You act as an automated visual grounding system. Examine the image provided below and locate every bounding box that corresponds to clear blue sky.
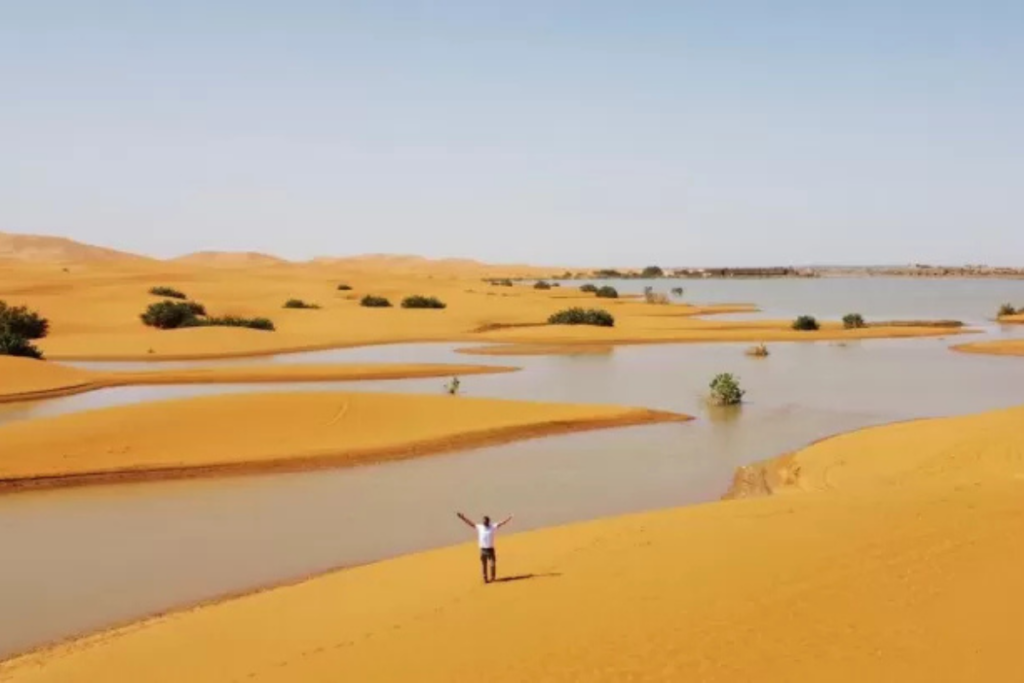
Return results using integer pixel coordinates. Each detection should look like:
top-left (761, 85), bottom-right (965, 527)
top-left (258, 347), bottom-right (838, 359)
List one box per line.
top-left (2, 1), bottom-right (1022, 266)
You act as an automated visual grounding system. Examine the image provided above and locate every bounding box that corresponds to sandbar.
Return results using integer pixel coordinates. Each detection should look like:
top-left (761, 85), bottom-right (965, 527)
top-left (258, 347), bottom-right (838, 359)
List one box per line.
top-left (0, 391), bottom-right (688, 492)
top-left (2, 403), bottom-right (1022, 680)
top-left (0, 356), bottom-right (517, 404)
top-left (950, 339), bottom-right (1024, 358)
top-left (0, 258), bottom-right (968, 361)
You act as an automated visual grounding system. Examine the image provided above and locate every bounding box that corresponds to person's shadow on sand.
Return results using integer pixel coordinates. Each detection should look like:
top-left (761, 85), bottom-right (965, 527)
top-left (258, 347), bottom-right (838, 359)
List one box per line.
top-left (492, 572), bottom-right (562, 584)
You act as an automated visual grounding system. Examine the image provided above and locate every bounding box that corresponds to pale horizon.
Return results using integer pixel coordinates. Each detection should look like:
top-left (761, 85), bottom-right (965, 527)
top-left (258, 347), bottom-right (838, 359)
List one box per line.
top-left (2, 2), bottom-right (1022, 267)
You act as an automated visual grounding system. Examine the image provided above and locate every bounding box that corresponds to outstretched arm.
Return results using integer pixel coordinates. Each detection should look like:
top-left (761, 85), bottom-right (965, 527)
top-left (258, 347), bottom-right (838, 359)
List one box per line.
top-left (496, 514), bottom-right (514, 529)
top-left (455, 512), bottom-right (476, 528)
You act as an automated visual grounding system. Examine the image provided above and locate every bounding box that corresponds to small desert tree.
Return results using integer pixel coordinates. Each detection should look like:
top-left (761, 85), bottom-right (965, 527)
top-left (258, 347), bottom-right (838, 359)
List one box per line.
top-left (0, 301), bottom-right (49, 339)
top-left (792, 315), bottom-right (819, 331)
top-left (595, 286), bottom-right (618, 299)
top-left (998, 303), bottom-right (1018, 317)
top-left (708, 372), bottom-right (745, 406)
top-left (0, 331), bottom-right (43, 359)
top-left (842, 313), bottom-right (866, 329)
top-left (641, 265), bottom-right (664, 278)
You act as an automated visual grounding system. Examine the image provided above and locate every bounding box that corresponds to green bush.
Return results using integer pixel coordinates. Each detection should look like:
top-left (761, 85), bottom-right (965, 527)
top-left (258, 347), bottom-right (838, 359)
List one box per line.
top-left (580, 283), bottom-right (598, 293)
top-left (595, 286), bottom-right (618, 299)
top-left (998, 303), bottom-right (1018, 317)
top-left (641, 265), bottom-right (664, 278)
top-left (196, 316), bottom-right (275, 331)
top-left (148, 286), bottom-right (186, 300)
top-left (547, 307), bottom-right (615, 327)
top-left (401, 295), bottom-right (447, 309)
top-left (489, 278), bottom-right (513, 287)
top-left (594, 269), bottom-right (623, 279)
top-left (141, 300), bottom-right (272, 331)
top-left (336, 284), bottom-right (353, 291)
top-left (140, 301), bottom-right (204, 329)
top-left (284, 299), bottom-right (320, 309)
top-left (0, 331), bottom-right (43, 359)
top-left (0, 301), bottom-right (49, 339)
top-left (360, 295), bottom-right (392, 308)
top-left (842, 313), bottom-right (866, 329)
top-left (709, 372), bottom-right (745, 406)
top-left (534, 281), bottom-right (552, 290)
top-left (792, 315), bottom-right (819, 331)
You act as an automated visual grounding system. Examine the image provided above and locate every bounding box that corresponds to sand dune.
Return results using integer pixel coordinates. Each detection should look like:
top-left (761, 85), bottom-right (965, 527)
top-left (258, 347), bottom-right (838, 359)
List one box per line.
top-left (172, 251), bottom-right (290, 266)
top-left (0, 231), bottom-right (149, 263)
top-left (0, 356), bottom-right (516, 403)
top-left (3, 405), bottom-right (1021, 681)
top-left (0, 392), bottom-right (687, 491)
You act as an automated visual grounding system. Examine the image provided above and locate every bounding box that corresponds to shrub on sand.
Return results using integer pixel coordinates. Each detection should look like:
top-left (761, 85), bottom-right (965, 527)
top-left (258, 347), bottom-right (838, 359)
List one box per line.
top-left (141, 300), bottom-right (272, 331)
top-left (336, 284), bottom-right (353, 291)
top-left (595, 286), bottom-right (619, 299)
top-left (547, 307), bottom-right (615, 327)
top-left (708, 372), bottom-right (745, 406)
top-left (842, 313), bottom-right (866, 329)
top-left (197, 316), bottom-right (275, 331)
top-left (148, 286), bottom-right (187, 300)
top-left (401, 295), bottom-right (447, 309)
top-left (534, 281), bottom-right (552, 290)
top-left (792, 315), bottom-right (820, 331)
top-left (0, 301), bottom-right (49, 340)
top-left (998, 303), bottom-right (1018, 317)
top-left (360, 295), bottom-right (392, 308)
top-left (284, 299), bottom-right (320, 309)
top-left (0, 331), bottom-right (43, 359)
top-left (580, 283), bottom-right (598, 293)
top-left (140, 301), bottom-right (205, 329)
top-left (745, 343), bottom-right (769, 358)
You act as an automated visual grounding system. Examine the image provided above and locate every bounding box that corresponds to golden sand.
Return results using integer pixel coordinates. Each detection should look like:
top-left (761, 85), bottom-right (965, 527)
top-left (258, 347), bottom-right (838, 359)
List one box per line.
top-left (950, 339), bottom-right (1024, 357)
top-left (3, 405), bottom-right (1022, 681)
top-left (0, 356), bottom-right (516, 403)
top-left (0, 391), bottom-right (687, 491)
top-left (0, 246), bottom-right (965, 361)
top-left (455, 343), bottom-right (615, 356)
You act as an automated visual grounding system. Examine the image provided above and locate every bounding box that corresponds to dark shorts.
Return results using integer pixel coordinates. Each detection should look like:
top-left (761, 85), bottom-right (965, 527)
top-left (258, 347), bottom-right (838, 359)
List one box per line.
top-left (480, 547), bottom-right (496, 561)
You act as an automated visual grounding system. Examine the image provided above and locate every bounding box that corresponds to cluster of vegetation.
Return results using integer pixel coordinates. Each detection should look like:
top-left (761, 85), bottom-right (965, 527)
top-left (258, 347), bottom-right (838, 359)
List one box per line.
top-left (148, 286), bottom-right (187, 300)
top-left (792, 315), bottom-right (820, 331)
top-left (534, 281), bottom-right (553, 290)
top-left (595, 285), bottom-right (619, 299)
top-left (140, 300), bottom-right (274, 331)
top-left (336, 283), bottom-right (353, 291)
top-left (708, 372), bottom-right (745, 406)
top-left (745, 343), bottom-right (769, 358)
top-left (0, 300), bottom-right (49, 359)
top-left (547, 307), bottom-right (615, 327)
top-left (641, 265), bottom-right (664, 278)
top-left (999, 303), bottom-right (1020, 317)
top-left (401, 295), bottom-right (447, 309)
top-left (579, 283), bottom-right (599, 293)
top-left (283, 299), bottom-right (320, 309)
top-left (593, 269), bottom-right (624, 279)
top-left (360, 295), bottom-right (393, 308)
top-left (842, 313), bottom-right (866, 329)
top-left (486, 278), bottom-right (514, 287)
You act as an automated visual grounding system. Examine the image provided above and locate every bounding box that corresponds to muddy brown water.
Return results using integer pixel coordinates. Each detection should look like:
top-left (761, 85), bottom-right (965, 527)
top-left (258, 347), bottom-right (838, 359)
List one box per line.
top-left (1, 324), bottom-right (1024, 658)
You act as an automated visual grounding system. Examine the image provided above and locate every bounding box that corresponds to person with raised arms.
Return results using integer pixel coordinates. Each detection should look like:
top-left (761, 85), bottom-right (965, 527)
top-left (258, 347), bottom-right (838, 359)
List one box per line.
top-left (456, 511), bottom-right (513, 583)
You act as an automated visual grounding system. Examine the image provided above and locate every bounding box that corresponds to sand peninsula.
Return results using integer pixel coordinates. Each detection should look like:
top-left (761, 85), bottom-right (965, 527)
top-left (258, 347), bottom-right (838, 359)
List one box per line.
top-left (0, 355), bottom-right (517, 404)
top-left (952, 338), bottom-right (1024, 358)
top-left (0, 391), bottom-right (687, 493)
top-left (0, 233), bottom-right (969, 362)
top-left (2, 404), bottom-right (1021, 681)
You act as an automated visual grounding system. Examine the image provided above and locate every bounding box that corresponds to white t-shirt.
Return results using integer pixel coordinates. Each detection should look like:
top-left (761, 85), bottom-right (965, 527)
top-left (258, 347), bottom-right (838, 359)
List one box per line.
top-left (476, 523), bottom-right (496, 549)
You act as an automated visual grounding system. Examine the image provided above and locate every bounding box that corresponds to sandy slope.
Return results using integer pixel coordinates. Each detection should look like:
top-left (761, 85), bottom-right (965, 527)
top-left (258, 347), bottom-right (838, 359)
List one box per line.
top-left (0, 257), bottom-right (966, 361)
top-left (0, 356), bottom-right (515, 403)
top-left (3, 405), bottom-right (1022, 681)
top-left (950, 339), bottom-right (1024, 357)
top-left (0, 392), bottom-right (686, 491)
